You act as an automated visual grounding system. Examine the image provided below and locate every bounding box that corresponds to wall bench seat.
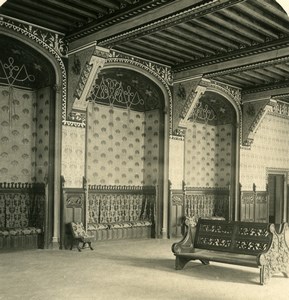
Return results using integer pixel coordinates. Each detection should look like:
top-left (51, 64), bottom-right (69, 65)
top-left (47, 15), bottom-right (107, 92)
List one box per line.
top-left (172, 218), bottom-right (289, 285)
top-left (0, 182), bottom-right (45, 251)
top-left (88, 220), bottom-right (153, 241)
top-left (62, 184), bottom-right (156, 246)
top-left (0, 227), bottom-right (41, 250)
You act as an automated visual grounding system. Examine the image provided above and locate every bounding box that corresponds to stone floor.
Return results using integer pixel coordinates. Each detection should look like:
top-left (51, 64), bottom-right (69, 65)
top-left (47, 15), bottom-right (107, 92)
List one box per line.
top-left (0, 238), bottom-right (288, 300)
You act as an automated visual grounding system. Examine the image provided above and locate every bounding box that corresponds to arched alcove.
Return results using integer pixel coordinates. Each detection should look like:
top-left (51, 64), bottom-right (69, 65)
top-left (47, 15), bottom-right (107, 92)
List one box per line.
top-left (86, 67), bottom-right (165, 186)
top-left (0, 34), bottom-right (57, 248)
top-left (183, 90), bottom-right (238, 220)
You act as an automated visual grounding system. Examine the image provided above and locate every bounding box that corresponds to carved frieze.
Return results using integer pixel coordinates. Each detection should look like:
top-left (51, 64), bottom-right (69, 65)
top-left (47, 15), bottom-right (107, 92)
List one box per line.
top-left (66, 194), bottom-right (84, 208)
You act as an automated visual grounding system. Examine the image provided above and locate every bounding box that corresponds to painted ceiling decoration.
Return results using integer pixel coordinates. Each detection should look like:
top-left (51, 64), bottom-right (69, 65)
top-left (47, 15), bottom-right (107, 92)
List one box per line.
top-left (87, 68), bottom-right (164, 111)
top-left (190, 91), bottom-right (236, 125)
top-left (0, 36), bottom-right (55, 89)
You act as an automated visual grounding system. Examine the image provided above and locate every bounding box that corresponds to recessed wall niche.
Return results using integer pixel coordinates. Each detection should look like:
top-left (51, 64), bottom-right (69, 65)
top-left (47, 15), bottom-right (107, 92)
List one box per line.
top-left (86, 68), bottom-right (165, 187)
top-left (0, 35), bottom-right (55, 183)
top-left (184, 91), bottom-right (236, 188)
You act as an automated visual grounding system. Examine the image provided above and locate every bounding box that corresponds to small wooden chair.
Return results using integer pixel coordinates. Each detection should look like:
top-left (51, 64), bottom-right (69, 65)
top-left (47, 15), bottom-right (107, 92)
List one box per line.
top-left (70, 222), bottom-right (94, 252)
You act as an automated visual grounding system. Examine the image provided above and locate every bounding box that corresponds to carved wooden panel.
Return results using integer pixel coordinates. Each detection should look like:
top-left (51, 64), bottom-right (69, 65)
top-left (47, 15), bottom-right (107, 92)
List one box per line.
top-left (240, 191), bottom-right (268, 223)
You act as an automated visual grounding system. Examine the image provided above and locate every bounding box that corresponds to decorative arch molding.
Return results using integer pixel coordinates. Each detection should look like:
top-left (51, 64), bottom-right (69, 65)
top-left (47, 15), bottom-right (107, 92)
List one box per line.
top-left (0, 15), bottom-right (67, 120)
top-left (177, 79), bottom-right (242, 141)
top-left (207, 80), bottom-right (243, 145)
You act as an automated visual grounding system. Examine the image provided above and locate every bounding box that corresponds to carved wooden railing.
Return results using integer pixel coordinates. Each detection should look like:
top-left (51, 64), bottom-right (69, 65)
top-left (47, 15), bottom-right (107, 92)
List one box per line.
top-left (240, 184), bottom-right (268, 223)
top-left (169, 182), bottom-right (230, 238)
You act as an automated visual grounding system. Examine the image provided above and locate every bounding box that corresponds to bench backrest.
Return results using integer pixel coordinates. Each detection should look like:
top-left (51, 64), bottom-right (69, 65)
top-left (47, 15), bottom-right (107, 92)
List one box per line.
top-left (194, 219), bottom-right (272, 255)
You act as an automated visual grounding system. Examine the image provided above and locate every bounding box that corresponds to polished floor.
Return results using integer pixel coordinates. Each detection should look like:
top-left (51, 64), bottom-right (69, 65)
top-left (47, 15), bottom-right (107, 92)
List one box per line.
top-left (0, 238), bottom-right (288, 300)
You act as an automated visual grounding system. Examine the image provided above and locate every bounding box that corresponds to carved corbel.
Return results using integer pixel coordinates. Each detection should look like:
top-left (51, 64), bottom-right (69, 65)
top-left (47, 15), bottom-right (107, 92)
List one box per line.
top-left (72, 46), bottom-right (110, 111)
top-left (179, 80), bottom-right (209, 127)
top-left (245, 99), bottom-right (276, 146)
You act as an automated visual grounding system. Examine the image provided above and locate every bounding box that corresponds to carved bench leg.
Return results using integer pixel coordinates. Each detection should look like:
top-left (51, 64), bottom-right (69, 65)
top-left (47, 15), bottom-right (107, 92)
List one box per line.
top-left (260, 266), bottom-right (271, 285)
top-left (175, 256), bottom-right (192, 270)
top-left (200, 260), bottom-right (210, 265)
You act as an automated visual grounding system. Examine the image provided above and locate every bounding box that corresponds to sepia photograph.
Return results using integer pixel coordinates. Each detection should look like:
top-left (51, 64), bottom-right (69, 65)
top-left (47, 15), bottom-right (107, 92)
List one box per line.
top-left (0, 0), bottom-right (289, 299)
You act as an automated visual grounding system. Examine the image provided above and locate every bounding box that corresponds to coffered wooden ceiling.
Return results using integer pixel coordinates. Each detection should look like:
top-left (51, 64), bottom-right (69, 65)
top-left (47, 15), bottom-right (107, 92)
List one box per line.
top-left (1, 0), bottom-right (289, 97)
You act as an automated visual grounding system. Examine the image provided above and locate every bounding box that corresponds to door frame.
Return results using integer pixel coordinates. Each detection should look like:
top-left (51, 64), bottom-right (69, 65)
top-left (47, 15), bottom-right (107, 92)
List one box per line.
top-left (266, 168), bottom-right (288, 223)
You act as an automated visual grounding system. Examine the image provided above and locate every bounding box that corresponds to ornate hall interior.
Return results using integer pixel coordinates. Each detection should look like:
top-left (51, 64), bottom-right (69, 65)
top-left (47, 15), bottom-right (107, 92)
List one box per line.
top-left (1, 0), bottom-right (289, 298)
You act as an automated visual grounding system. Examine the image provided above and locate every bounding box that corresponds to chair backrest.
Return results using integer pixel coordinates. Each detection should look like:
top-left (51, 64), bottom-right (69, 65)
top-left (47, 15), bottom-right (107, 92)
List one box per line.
top-left (70, 222), bottom-right (86, 238)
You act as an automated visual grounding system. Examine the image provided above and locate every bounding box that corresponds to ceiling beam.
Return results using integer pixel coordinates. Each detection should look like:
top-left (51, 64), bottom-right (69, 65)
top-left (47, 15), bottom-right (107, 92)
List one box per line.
top-left (190, 18), bottom-right (250, 47)
top-left (275, 63), bottom-right (289, 73)
top-left (66, 0), bottom-right (108, 14)
top-left (220, 6), bottom-right (279, 39)
top-left (117, 40), bottom-right (182, 63)
top-left (91, 0), bottom-right (120, 10)
top-left (13, 0), bottom-right (88, 22)
top-left (162, 28), bottom-right (216, 55)
top-left (167, 26), bottom-right (225, 52)
top-left (131, 38), bottom-right (194, 61)
top-left (228, 74), bottom-right (256, 86)
top-left (213, 76), bottom-right (243, 88)
top-left (234, 71), bottom-right (266, 85)
top-left (253, 68), bottom-right (284, 82)
top-left (142, 35), bottom-right (204, 58)
top-left (3, 2), bottom-right (73, 26)
top-left (265, 66), bottom-right (289, 79)
top-left (237, 2), bottom-right (289, 33)
top-left (205, 12), bottom-right (265, 44)
top-left (180, 21), bottom-right (240, 49)
top-left (114, 44), bottom-right (172, 65)
top-left (242, 70), bottom-right (269, 84)
top-left (254, 0), bottom-right (289, 23)
top-left (43, 0), bottom-right (101, 19)
top-left (0, 7), bottom-right (68, 32)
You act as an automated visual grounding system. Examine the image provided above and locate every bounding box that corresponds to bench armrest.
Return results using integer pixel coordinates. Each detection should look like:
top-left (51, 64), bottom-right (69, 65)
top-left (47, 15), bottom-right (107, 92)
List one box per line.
top-left (258, 223), bottom-right (289, 284)
top-left (172, 217), bottom-right (197, 254)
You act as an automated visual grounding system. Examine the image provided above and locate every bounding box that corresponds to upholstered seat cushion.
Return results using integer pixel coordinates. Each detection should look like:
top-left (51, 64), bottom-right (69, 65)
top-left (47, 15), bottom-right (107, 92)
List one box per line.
top-left (88, 223), bottom-right (109, 230)
top-left (0, 227), bottom-right (41, 236)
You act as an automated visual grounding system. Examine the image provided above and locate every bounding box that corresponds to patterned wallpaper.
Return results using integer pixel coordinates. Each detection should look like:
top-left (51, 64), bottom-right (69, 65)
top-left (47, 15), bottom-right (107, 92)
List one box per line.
top-left (0, 86), bottom-right (35, 183)
top-left (240, 113), bottom-right (289, 190)
top-left (184, 122), bottom-right (232, 188)
top-left (0, 86), bottom-right (51, 184)
top-left (35, 87), bottom-right (50, 183)
top-left (143, 109), bottom-right (160, 186)
top-left (169, 138), bottom-right (184, 189)
top-left (86, 103), bottom-right (160, 186)
top-left (62, 125), bottom-right (86, 187)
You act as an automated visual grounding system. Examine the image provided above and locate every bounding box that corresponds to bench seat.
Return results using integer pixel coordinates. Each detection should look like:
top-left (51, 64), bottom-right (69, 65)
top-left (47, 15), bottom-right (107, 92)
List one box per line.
top-left (172, 218), bottom-right (289, 285)
top-left (0, 227), bottom-right (41, 250)
top-left (176, 249), bottom-right (259, 268)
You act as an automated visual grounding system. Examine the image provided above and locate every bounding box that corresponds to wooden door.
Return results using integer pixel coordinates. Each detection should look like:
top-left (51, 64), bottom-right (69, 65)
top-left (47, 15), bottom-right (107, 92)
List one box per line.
top-left (268, 174), bottom-right (284, 224)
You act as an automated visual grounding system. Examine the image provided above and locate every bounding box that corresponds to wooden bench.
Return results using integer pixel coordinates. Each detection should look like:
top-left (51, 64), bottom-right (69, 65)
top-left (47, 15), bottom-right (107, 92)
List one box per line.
top-left (172, 218), bottom-right (289, 285)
